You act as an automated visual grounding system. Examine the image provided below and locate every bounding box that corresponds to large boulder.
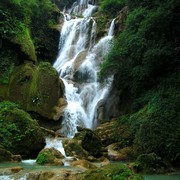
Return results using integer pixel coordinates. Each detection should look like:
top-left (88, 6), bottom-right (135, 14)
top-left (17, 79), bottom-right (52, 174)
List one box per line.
top-left (63, 127), bottom-right (103, 160)
top-left (6, 62), bottom-right (66, 120)
top-left (36, 148), bottom-right (64, 165)
top-left (95, 120), bottom-right (136, 161)
top-left (75, 127), bottom-right (103, 157)
top-left (0, 101), bottom-right (45, 158)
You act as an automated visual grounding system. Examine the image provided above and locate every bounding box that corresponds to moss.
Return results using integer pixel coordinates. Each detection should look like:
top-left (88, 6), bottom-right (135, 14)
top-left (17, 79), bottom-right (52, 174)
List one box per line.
top-left (0, 101), bottom-right (45, 158)
top-left (12, 23), bottom-right (37, 61)
top-left (0, 0), bottom-right (60, 65)
top-left (74, 127), bottom-right (103, 158)
top-left (63, 139), bottom-right (89, 158)
top-left (94, 11), bottom-right (109, 40)
top-left (95, 119), bottom-right (134, 148)
top-left (74, 164), bottom-right (143, 180)
top-left (36, 148), bottom-right (64, 165)
top-left (7, 62), bottom-right (64, 119)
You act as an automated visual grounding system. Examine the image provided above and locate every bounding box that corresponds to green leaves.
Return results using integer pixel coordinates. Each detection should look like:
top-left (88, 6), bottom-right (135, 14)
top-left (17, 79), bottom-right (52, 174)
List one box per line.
top-left (100, 0), bottom-right (126, 16)
top-left (100, 0), bottom-right (180, 163)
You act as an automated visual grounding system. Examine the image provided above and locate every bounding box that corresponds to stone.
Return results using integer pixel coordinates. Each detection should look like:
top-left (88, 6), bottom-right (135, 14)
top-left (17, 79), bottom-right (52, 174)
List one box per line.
top-left (10, 166), bottom-right (24, 173)
top-left (71, 160), bottom-right (97, 169)
top-left (7, 62), bottom-right (66, 120)
top-left (36, 147), bottom-right (64, 165)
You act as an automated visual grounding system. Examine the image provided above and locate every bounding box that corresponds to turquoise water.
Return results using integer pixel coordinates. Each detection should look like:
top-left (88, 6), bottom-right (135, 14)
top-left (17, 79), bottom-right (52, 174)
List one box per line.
top-left (143, 173), bottom-right (180, 180)
top-left (1, 161), bottom-right (180, 180)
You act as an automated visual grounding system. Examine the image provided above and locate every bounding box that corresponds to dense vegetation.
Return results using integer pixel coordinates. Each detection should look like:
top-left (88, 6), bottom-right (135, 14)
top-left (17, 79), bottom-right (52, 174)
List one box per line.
top-left (0, 101), bottom-right (45, 158)
top-left (0, 0), bottom-right (60, 83)
top-left (0, 0), bottom-right (179, 173)
top-left (100, 0), bottom-right (180, 165)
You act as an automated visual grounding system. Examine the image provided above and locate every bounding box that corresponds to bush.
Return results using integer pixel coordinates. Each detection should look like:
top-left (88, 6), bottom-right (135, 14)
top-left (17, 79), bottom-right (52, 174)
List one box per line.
top-left (99, 0), bottom-right (126, 16)
top-left (130, 87), bottom-right (180, 162)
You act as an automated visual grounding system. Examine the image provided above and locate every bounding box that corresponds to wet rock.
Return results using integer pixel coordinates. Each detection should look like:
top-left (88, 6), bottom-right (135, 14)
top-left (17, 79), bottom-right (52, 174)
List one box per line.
top-left (63, 128), bottom-right (103, 160)
top-left (10, 166), bottom-right (24, 173)
top-left (75, 127), bottom-right (103, 157)
top-left (11, 155), bottom-right (22, 162)
top-left (36, 147), bottom-right (64, 165)
top-left (95, 120), bottom-right (133, 147)
top-left (63, 139), bottom-right (89, 159)
top-left (108, 143), bottom-right (135, 161)
top-left (71, 160), bottom-right (97, 169)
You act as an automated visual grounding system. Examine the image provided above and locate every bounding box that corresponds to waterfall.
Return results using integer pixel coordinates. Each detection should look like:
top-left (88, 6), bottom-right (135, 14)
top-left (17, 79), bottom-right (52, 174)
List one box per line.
top-left (45, 137), bottom-right (66, 157)
top-left (53, 1), bottom-right (115, 137)
top-left (108, 18), bottom-right (116, 36)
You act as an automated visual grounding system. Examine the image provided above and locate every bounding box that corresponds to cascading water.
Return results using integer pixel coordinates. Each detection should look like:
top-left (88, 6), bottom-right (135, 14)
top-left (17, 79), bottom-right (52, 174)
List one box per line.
top-left (53, 0), bottom-right (115, 137)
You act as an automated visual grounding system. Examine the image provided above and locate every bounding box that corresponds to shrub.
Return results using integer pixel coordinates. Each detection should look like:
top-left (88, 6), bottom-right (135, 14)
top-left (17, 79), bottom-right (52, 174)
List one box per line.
top-left (100, 0), bottom-right (126, 16)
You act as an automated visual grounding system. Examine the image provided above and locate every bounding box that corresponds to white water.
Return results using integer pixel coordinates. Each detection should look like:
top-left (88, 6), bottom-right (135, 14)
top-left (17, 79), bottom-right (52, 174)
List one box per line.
top-left (108, 18), bottom-right (116, 36)
top-left (53, 0), bottom-right (115, 137)
top-left (45, 137), bottom-right (66, 157)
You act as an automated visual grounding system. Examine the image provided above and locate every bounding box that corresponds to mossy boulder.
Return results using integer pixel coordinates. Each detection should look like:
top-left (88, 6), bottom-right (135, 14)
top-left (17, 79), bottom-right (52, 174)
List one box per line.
top-left (74, 127), bottom-right (103, 158)
top-left (63, 127), bottom-right (103, 160)
top-left (36, 147), bottom-right (64, 165)
top-left (0, 101), bottom-right (45, 158)
top-left (63, 139), bottom-right (89, 159)
top-left (6, 62), bottom-right (66, 120)
top-left (73, 163), bottom-right (144, 180)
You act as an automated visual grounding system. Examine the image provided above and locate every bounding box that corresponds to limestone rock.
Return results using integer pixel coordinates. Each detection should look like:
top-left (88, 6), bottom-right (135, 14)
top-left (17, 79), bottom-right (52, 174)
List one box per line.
top-left (74, 127), bottom-right (103, 158)
top-left (7, 62), bottom-right (66, 120)
top-left (63, 127), bottom-right (103, 160)
top-left (71, 160), bottom-right (97, 169)
top-left (107, 143), bottom-right (135, 161)
top-left (95, 120), bottom-right (133, 147)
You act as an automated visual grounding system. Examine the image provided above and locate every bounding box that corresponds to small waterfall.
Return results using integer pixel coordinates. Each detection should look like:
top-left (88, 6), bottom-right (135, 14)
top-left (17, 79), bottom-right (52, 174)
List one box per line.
top-left (53, 1), bottom-right (115, 137)
top-left (108, 18), bottom-right (116, 36)
top-left (45, 137), bottom-right (66, 157)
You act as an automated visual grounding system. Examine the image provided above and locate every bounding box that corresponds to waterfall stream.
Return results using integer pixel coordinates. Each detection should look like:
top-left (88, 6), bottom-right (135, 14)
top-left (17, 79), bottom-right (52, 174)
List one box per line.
top-left (53, 0), bottom-right (115, 137)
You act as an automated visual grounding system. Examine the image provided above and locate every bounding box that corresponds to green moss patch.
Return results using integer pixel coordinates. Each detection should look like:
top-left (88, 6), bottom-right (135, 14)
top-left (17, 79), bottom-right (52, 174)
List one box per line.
top-left (0, 101), bottom-right (45, 158)
top-left (74, 164), bottom-right (143, 180)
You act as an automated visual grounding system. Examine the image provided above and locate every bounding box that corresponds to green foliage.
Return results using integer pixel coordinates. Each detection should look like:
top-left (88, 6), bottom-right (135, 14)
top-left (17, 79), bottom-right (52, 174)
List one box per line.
top-left (0, 0), bottom-right (60, 63)
top-left (54, 0), bottom-right (76, 10)
top-left (75, 164), bottom-right (143, 180)
top-left (100, 0), bottom-right (126, 16)
top-left (36, 153), bottom-right (48, 165)
top-left (100, 0), bottom-right (180, 101)
top-left (131, 88), bottom-right (180, 162)
top-left (13, 22), bottom-right (36, 61)
top-left (0, 101), bottom-right (45, 157)
top-left (134, 153), bottom-right (169, 174)
top-left (100, 0), bottom-right (180, 164)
